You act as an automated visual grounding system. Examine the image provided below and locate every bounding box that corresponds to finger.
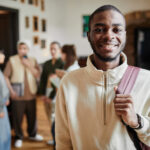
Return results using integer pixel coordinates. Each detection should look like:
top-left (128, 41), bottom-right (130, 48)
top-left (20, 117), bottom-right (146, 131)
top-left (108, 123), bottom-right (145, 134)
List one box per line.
top-left (114, 86), bottom-right (118, 92)
top-left (116, 94), bottom-right (132, 98)
top-left (115, 109), bottom-right (129, 116)
top-left (114, 98), bottom-right (133, 103)
top-left (114, 103), bottom-right (131, 109)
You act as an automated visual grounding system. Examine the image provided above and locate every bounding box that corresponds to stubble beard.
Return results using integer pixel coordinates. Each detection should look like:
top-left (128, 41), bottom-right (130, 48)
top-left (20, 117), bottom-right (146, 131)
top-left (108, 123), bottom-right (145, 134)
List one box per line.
top-left (89, 40), bottom-right (126, 62)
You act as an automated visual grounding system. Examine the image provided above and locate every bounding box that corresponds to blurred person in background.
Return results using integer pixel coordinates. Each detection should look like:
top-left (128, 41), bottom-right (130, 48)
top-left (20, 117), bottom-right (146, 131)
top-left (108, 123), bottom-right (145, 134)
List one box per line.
top-left (49, 44), bottom-right (80, 149)
top-left (0, 50), bottom-right (11, 150)
top-left (4, 41), bottom-right (43, 148)
top-left (56, 44), bottom-right (80, 78)
top-left (38, 41), bottom-right (64, 146)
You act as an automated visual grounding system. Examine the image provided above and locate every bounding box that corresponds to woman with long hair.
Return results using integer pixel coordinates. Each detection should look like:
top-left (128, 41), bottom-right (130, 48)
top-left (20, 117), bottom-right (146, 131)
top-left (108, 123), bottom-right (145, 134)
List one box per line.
top-left (56, 44), bottom-right (80, 78)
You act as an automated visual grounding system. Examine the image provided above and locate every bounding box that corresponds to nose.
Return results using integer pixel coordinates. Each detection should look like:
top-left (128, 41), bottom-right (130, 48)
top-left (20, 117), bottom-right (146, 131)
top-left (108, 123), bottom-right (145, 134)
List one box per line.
top-left (103, 29), bottom-right (115, 42)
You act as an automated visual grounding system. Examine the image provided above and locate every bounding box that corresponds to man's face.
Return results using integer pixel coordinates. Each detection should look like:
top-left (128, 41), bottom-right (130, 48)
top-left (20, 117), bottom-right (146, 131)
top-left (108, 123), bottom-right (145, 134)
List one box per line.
top-left (50, 44), bottom-right (60, 59)
top-left (18, 44), bottom-right (29, 57)
top-left (88, 10), bottom-right (126, 62)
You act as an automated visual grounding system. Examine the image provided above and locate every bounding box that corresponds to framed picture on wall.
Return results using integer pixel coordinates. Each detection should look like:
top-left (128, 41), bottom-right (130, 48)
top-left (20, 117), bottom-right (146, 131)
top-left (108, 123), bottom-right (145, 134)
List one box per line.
top-left (41, 39), bottom-right (46, 49)
top-left (41, 19), bottom-right (46, 32)
top-left (25, 16), bottom-right (29, 28)
top-left (82, 15), bottom-right (90, 37)
top-left (28, 0), bottom-right (33, 4)
top-left (34, 0), bottom-right (39, 6)
top-left (33, 36), bottom-right (39, 45)
top-left (41, 0), bottom-right (45, 11)
top-left (33, 16), bottom-right (39, 31)
top-left (20, 0), bottom-right (25, 3)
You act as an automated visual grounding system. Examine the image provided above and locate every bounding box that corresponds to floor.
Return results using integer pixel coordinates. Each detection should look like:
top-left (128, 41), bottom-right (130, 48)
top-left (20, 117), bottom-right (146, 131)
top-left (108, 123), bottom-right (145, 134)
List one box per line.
top-left (11, 98), bottom-right (54, 150)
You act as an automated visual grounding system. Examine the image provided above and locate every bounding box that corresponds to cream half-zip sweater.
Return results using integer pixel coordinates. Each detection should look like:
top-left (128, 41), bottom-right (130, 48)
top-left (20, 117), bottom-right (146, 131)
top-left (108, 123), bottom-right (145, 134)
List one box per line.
top-left (55, 53), bottom-right (150, 150)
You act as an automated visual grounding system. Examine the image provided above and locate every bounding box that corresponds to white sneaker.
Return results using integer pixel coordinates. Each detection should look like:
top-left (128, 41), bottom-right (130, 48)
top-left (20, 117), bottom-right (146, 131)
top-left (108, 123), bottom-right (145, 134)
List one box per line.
top-left (14, 139), bottom-right (22, 148)
top-left (47, 140), bottom-right (54, 145)
top-left (29, 134), bottom-right (43, 141)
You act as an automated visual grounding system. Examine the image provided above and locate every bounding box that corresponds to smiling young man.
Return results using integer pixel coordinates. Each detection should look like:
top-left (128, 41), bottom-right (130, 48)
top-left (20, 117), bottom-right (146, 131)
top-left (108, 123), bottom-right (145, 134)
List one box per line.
top-left (55, 5), bottom-right (150, 150)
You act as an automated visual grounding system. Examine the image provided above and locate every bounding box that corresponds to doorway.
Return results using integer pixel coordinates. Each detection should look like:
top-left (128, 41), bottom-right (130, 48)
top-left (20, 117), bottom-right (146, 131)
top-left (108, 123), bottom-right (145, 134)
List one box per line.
top-left (0, 6), bottom-right (19, 70)
top-left (135, 28), bottom-right (150, 70)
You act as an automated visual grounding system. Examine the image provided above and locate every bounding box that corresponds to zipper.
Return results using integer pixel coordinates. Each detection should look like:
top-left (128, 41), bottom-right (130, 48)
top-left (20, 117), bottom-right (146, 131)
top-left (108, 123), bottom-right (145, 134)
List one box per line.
top-left (104, 72), bottom-right (107, 125)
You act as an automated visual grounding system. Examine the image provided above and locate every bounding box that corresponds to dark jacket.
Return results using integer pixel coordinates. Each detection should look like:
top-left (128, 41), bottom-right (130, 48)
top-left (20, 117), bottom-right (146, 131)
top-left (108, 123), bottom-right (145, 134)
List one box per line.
top-left (38, 58), bottom-right (64, 99)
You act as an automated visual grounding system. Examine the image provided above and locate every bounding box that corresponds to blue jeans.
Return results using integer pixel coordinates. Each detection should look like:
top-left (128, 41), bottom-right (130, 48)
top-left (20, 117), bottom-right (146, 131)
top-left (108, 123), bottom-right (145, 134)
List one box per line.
top-left (0, 107), bottom-right (11, 150)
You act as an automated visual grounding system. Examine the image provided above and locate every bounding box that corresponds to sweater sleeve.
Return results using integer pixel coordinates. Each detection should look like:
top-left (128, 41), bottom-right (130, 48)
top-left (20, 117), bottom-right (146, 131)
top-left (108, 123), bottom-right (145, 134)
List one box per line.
top-left (135, 114), bottom-right (150, 146)
top-left (0, 71), bottom-right (9, 113)
top-left (55, 84), bottom-right (73, 150)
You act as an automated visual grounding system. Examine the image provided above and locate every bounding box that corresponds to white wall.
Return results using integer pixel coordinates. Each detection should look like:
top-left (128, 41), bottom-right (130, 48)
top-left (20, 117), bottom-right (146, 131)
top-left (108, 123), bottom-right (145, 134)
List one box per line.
top-left (1, 0), bottom-right (150, 62)
top-left (0, 0), bottom-right (61, 63)
top-left (58, 0), bottom-right (150, 57)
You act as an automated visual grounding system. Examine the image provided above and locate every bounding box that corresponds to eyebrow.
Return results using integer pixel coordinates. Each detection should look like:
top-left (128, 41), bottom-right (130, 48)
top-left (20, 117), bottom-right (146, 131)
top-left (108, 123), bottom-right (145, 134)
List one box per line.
top-left (94, 23), bottom-right (124, 27)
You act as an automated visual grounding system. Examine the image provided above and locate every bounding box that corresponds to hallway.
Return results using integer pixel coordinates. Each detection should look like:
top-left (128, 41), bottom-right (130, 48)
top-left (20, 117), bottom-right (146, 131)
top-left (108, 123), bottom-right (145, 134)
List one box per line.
top-left (11, 98), bottom-right (54, 150)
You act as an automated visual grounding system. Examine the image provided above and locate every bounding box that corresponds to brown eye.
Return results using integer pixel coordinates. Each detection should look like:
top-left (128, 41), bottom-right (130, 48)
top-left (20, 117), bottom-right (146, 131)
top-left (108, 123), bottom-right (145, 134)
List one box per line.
top-left (113, 28), bottom-right (122, 33)
top-left (94, 28), bottom-right (104, 33)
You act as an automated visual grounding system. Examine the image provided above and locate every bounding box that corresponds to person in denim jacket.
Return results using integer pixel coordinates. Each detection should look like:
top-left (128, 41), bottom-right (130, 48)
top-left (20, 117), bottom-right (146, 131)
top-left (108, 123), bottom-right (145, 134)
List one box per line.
top-left (0, 51), bottom-right (11, 150)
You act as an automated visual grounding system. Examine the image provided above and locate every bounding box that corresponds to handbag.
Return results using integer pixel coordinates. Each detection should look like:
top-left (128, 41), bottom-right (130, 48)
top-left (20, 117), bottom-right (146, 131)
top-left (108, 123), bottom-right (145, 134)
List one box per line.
top-left (117, 66), bottom-right (150, 150)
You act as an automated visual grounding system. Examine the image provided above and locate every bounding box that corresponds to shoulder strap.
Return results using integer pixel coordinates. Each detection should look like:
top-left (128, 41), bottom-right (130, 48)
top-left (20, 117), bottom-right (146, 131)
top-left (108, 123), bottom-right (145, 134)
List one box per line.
top-left (117, 66), bottom-right (140, 94)
top-left (116, 66), bottom-right (146, 150)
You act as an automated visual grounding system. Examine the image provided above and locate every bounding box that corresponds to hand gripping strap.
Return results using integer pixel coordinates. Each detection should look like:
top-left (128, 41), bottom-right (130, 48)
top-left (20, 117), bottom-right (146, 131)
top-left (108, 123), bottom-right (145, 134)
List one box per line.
top-left (116, 66), bottom-right (150, 150)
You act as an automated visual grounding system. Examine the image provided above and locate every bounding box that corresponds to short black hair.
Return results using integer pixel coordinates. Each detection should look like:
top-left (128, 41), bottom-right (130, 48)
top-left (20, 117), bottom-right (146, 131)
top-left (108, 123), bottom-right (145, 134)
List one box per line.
top-left (88, 5), bottom-right (124, 31)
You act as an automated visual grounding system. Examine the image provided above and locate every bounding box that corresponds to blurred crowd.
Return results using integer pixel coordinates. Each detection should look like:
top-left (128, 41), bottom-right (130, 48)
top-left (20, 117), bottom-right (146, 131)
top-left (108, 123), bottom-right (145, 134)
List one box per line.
top-left (0, 41), bottom-right (80, 150)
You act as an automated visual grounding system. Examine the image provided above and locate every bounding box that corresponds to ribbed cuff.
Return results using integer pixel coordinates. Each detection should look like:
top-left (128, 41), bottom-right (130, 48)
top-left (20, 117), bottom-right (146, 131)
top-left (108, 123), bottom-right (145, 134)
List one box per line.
top-left (135, 115), bottom-right (149, 134)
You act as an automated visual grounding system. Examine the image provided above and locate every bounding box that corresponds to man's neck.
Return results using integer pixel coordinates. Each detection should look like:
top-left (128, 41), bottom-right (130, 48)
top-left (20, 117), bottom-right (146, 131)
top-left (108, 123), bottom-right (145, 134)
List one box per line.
top-left (92, 54), bottom-right (121, 71)
top-left (52, 57), bottom-right (57, 65)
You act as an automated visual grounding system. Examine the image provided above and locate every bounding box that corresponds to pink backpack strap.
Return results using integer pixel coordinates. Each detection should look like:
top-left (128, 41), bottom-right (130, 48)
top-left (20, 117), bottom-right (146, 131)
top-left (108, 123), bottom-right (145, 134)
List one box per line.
top-left (116, 66), bottom-right (150, 150)
top-left (117, 66), bottom-right (140, 94)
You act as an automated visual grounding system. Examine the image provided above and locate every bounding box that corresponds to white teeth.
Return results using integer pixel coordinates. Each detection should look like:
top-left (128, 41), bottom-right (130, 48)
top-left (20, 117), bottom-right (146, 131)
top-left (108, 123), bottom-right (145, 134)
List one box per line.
top-left (106, 45), bottom-right (114, 49)
top-left (104, 45), bottom-right (115, 48)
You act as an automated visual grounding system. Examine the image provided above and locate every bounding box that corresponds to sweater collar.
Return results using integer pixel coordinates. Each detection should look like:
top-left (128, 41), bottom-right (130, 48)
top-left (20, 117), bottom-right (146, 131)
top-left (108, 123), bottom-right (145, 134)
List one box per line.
top-left (85, 52), bottom-right (128, 85)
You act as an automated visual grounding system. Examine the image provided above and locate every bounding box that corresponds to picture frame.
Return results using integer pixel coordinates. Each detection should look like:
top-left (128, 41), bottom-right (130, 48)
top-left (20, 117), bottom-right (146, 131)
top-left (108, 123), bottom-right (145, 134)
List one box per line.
top-left (41, 0), bottom-right (45, 11)
top-left (82, 15), bottom-right (90, 37)
top-left (41, 39), bottom-right (46, 49)
top-left (34, 0), bottom-right (39, 6)
top-left (33, 36), bottom-right (39, 45)
top-left (41, 19), bottom-right (46, 32)
top-left (25, 16), bottom-right (29, 28)
top-left (28, 0), bottom-right (33, 4)
top-left (33, 16), bottom-right (39, 31)
top-left (20, 0), bottom-right (25, 3)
